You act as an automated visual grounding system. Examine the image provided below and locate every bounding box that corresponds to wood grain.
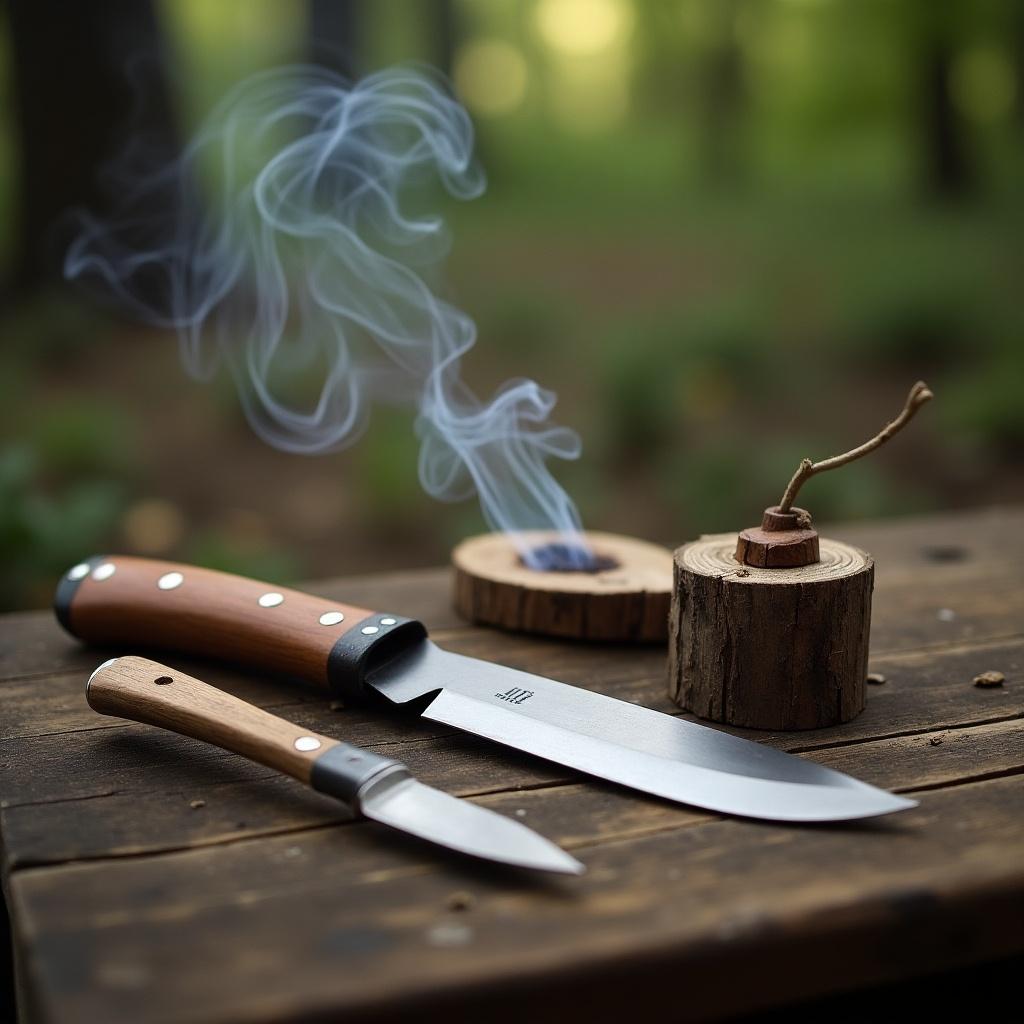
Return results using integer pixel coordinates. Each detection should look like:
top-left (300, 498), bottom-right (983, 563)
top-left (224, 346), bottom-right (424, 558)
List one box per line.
top-left (65, 556), bottom-right (379, 688)
top-left (670, 534), bottom-right (874, 729)
top-left (452, 531), bottom-right (672, 641)
top-left (8, 778), bottom-right (1023, 1024)
top-left (2, 634), bottom-right (1021, 868)
top-left (3, 507), bottom-right (1024, 1024)
top-left (87, 656), bottom-right (339, 784)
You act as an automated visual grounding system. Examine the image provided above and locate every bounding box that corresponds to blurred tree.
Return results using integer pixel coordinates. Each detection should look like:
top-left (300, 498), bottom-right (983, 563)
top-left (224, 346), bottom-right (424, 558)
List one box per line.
top-left (697, 0), bottom-right (746, 186)
top-left (309, 0), bottom-right (359, 78)
top-left (912, 0), bottom-right (974, 198)
top-left (425, 0), bottom-right (457, 79)
top-left (631, 1), bottom-right (689, 120)
top-left (1014, 1), bottom-right (1024, 133)
top-left (6, 0), bottom-right (179, 296)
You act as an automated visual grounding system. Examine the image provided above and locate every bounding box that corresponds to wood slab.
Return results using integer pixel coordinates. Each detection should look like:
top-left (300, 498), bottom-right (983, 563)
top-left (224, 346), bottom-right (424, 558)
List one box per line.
top-left (452, 531), bottom-right (673, 641)
top-left (2, 507), bottom-right (1024, 1023)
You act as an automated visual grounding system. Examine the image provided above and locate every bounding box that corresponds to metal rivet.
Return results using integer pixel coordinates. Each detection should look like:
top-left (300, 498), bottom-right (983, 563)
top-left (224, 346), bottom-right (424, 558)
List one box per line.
top-left (258, 592), bottom-right (284, 608)
top-left (92, 563), bottom-right (116, 582)
top-left (361, 625), bottom-right (379, 636)
top-left (158, 571), bottom-right (184, 591)
top-left (294, 736), bottom-right (321, 752)
top-left (380, 617), bottom-right (397, 626)
top-left (68, 563), bottom-right (90, 581)
top-left (319, 611), bottom-right (345, 626)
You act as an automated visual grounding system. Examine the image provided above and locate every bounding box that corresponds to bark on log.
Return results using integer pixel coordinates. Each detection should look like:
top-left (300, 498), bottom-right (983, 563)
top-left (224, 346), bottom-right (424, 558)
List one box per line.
top-left (669, 533), bottom-right (873, 730)
top-left (452, 532), bottom-right (673, 642)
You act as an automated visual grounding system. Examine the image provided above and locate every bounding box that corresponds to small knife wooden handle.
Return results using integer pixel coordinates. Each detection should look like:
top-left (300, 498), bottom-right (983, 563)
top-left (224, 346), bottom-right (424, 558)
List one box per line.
top-left (87, 655), bottom-right (410, 805)
top-left (56, 556), bottom-right (427, 702)
top-left (87, 655), bottom-right (341, 783)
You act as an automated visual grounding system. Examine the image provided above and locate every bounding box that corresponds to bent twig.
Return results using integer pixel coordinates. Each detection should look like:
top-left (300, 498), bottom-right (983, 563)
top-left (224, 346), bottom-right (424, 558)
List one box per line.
top-left (778, 381), bottom-right (933, 513)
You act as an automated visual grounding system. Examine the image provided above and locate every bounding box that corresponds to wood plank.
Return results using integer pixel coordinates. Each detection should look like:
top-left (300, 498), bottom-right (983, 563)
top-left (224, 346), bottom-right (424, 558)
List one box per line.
top-left (4, 508), bottom-right (1024, 684)
top-left (9, 553), bottom-right (1020, 687)
top-left (829, 506), bottom-right (1024, 566)
top-left (10, 776), bottom-right (1023, 1024)
top-left (1, 630), bottom-right (1020, 869)
top-left (3, 506), bottom-right (1024, 1024)
top-left (747, 634), bottom-right (1024, 749)
top-left (3, 687), bottom-right (1021, 869)
top-left (0, 668), bottom-right (319, 742)
top-left (868, 565), bottom-right (1024, 653)
top-left (5, 621), bottom-right (1021, 751)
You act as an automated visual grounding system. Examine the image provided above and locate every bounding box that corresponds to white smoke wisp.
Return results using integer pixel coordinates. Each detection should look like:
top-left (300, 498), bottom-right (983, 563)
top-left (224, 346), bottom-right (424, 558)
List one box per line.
top-left (65, 65), bottom-right (592, 568)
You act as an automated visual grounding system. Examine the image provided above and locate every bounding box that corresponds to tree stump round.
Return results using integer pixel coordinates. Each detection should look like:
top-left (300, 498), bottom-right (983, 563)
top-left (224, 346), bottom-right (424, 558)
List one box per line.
top-left (452, 531), bottom-right (673, 642)
top-left (669, 533), bottom-right (874, 730)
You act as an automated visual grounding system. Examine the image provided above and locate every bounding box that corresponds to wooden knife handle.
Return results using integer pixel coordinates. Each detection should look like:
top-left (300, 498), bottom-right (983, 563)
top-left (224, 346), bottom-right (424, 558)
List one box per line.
top-left (87, 655), bottom-right (340, 783)
top-left (56, 556), bottom-right (428, 701)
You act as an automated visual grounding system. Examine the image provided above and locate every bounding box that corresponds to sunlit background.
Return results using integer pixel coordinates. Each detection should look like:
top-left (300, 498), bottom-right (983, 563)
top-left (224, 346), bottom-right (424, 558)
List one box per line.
top-left (2, 0), bottom-right (1022, 609)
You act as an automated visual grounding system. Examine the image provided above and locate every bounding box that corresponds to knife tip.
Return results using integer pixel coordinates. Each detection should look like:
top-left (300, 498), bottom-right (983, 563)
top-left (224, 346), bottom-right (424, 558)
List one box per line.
top-left (543, 852), bottom-right (586, 876)
top-left (562, 855), bottom-right (587, 876)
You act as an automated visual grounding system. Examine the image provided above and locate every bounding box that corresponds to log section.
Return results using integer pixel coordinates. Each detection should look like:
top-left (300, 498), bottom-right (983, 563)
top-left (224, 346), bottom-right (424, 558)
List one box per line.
top-left (669, 533), bottom-right (874, 729)
top-left (452, 531), bottom-right (673, 642)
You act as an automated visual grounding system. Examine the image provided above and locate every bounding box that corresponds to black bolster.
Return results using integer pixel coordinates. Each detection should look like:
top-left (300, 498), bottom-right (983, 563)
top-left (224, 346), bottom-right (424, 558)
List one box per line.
top-left (53, 555), bottom-right (107, 636)
top-left (309, 742), bottom-right (406, 807)
top-left (327, 614), bottom-right (427, 703)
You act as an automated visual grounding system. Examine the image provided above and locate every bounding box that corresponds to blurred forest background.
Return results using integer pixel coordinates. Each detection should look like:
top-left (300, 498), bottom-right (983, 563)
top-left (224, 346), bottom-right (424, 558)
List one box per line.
top-left (1, 0), bottom-right (1022, 610)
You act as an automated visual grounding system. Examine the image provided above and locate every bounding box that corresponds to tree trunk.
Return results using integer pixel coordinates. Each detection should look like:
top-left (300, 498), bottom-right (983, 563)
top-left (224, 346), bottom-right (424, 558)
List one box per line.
top-left (7, 0), bottom-right (178, 296)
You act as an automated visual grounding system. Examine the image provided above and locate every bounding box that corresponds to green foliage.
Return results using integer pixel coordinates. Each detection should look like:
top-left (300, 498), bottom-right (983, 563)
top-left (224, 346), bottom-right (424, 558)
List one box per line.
top-left (27, 401), bottom-right (138, 477)
top-left (595, 296), bottom-right (774, 463)
top-left (474, 288), bottom-right (569, 364)
top-left (353, 408), bottom-right (424, 527)
top-left (941, 348), bottom-right (1024, 448)
top-left (3, 0), bottom-right (1024, 607)
top-left (184, 528), bottom-right (302, 584)
top-left (661, 433), bottom-right (930, 536)
top-left (0, 289), bottom-right (108, 365)
top-left (0, 445), bottom-right (124, 609)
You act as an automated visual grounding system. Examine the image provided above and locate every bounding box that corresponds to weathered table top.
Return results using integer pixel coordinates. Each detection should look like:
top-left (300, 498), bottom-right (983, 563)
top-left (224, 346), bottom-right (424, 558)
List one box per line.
top-left (2, 508), bottom-right (1023, 1023)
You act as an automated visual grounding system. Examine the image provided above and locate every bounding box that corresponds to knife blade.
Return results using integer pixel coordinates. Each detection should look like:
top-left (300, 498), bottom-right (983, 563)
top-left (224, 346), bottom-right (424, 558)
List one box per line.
top-left (59, 556), bottom-right (916, 822)
top-left (86, 655), bottom-right (584, 874)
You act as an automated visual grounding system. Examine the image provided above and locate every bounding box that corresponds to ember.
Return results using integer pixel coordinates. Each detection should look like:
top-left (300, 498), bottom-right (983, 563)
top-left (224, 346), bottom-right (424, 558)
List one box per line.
top-left (524, 543), bottom-right (618, 573)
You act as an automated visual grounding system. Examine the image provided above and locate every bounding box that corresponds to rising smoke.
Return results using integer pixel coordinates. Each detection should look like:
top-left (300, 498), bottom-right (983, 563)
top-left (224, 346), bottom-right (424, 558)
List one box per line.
top-left (65, 65), bottom-right (590, 568)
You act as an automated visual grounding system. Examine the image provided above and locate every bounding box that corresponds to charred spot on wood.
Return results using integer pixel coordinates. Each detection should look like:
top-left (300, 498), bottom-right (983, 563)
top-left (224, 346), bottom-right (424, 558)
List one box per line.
top-left (522, 543), bottom-right (619, 574)
top-left (922, 545), bottom-right (968, 563)
top-left (447, 891), bottom-right (475, 912)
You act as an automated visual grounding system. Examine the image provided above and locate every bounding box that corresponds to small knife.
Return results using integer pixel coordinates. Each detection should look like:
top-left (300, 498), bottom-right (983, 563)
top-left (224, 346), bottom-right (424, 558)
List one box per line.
top-left (86, 655), bottom-right (584, 875)
top-left (59, 556), bottom-right (917, 823)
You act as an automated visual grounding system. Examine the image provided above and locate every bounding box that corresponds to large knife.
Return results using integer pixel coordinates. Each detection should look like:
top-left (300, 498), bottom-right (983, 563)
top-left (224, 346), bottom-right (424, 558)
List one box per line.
top-left (57, 556), bottom-right (916, 822)
top-left (87, 655), bottom-right (584, 874)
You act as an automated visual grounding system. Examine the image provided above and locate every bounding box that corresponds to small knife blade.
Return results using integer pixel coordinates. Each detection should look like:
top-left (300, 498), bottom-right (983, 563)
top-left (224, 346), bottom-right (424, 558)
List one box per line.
top-left (60, 557), bottom-right (915, 824)
top-left (86, 655), bottom-right (584, 875)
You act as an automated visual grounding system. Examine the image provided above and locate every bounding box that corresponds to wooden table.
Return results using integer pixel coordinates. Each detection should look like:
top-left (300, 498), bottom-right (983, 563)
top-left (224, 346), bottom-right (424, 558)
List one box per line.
top-left (2, 508), bottom-right (1023, 1023)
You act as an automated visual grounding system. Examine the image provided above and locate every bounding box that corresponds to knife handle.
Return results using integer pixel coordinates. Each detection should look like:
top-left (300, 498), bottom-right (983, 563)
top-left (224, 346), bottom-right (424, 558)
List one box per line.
top-left (87, 655), bottom-right (409, 805)
top-left (87, 655), bottom-right (342, 782)
top-left (56, 556), bottom-right (427, 702)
